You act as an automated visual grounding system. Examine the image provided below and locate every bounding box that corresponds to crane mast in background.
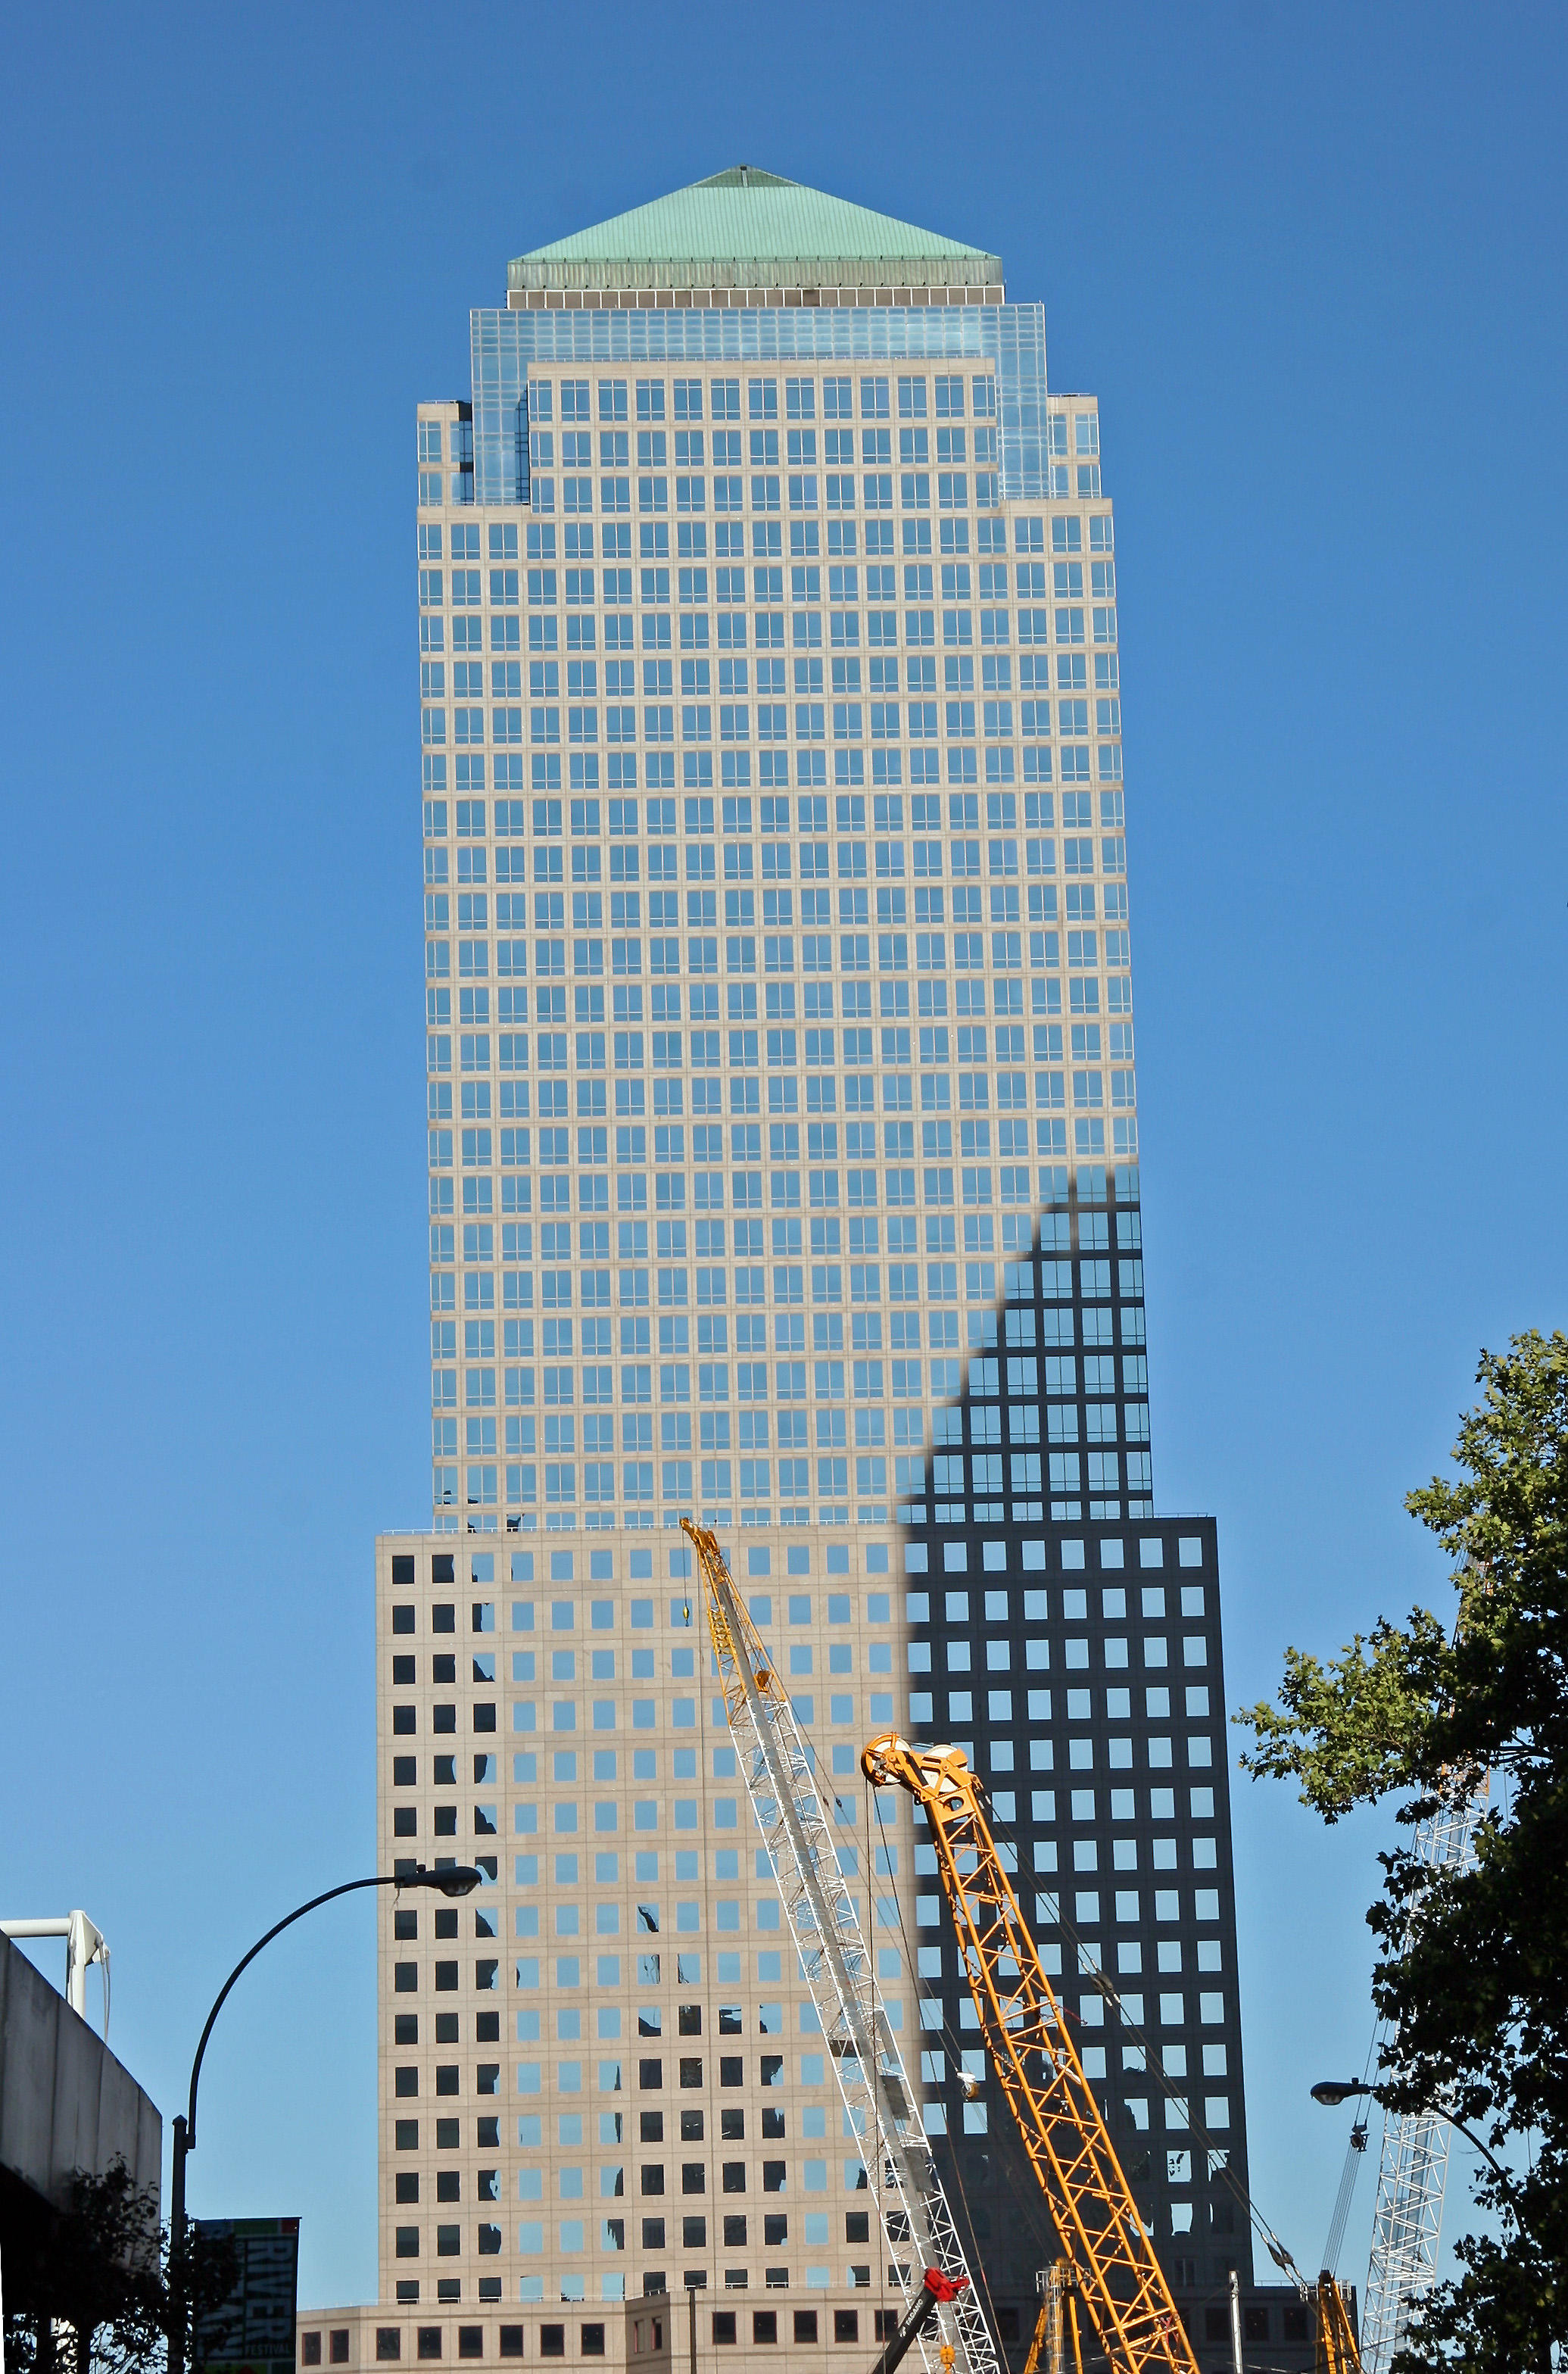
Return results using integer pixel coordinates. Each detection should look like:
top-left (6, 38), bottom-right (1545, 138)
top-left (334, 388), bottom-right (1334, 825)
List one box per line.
top-left (861, 1732), bottom-right (1202, 2374)
top-left (1034, 2263), bottom-right (1085, 2374)
top-left (1359, 1783), bottom-right (1487, 2374)
top-left (1314, 2269), bottom-right (1361, 2374)
top-left (681, 1523), bottom-right (1002, 2374)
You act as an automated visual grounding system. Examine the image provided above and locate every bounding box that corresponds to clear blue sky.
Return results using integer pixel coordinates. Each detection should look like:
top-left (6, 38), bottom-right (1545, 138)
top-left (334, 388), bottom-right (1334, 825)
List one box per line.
top-left (2, 0), bottom-right (1563, 2316)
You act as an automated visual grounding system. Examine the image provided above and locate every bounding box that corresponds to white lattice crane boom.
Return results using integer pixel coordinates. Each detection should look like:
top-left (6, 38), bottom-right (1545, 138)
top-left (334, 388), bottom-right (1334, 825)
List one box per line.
top-left (1360, 1783), bottom-right (1486, 2374)
top-left (681, 1521), bottom-right (1002, 2374)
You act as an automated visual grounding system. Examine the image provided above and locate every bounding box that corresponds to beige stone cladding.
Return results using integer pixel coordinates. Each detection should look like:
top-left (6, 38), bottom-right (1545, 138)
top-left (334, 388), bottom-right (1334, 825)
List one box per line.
top-left (295, 2297), bottom-right (673, 2374)
top-left (417, 357), bottom-right (1137, 1548)
top-left (375, 1527), bottom-right (924, 2326)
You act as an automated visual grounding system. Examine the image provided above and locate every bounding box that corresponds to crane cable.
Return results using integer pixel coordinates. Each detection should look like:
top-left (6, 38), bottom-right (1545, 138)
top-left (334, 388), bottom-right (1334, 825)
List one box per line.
top-left (866, 1769), bottom-right (1311, 2302)
top-left (1321, 2021), bottom-right (1379, 2276)
top-left (971, 1793), bottom-right (1308, 2295)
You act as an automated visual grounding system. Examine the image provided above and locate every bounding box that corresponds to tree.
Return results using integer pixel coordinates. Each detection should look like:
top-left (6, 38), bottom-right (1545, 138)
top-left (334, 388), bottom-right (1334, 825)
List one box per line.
top-left (3, 2162), bottom-right (165, 2374)
top-left (1236, 1330), bottom-right (1568, 2372)
top-left (2, 2163), bottom-right (238, 2374)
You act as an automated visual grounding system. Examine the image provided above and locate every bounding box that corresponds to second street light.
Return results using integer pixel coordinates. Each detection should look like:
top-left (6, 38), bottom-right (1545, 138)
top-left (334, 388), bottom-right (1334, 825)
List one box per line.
top-left (169, 1862), bottom-right (482, 2374)
top-left (1311, 2078), bottom-right (1514, 2191)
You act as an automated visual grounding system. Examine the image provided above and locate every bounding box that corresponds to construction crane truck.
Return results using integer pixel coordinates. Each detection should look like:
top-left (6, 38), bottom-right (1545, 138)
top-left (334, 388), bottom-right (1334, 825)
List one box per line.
top-left (862, 1735), bottom-right (1362, 2374)
top-left (686, 1518), bottom-right (1357, 2374)
top-left (861, 1733), bottom-right (1202, 2374)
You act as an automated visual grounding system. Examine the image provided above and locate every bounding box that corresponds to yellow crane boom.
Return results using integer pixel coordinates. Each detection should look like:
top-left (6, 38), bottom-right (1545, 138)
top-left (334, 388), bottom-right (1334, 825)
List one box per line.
top-left (1314, 2272), bottom-right (1361, 2374)
top-left (862, 1733), bottom-right (1200, 2374)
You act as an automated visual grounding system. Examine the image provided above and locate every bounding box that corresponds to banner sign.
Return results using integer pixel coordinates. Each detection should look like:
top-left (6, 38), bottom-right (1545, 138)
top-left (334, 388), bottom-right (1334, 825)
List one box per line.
top-left (194, 2215), bottom-right (301, 2374)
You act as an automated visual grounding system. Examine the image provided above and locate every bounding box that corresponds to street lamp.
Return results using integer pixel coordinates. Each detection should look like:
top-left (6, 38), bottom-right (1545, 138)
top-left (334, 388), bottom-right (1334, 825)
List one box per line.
top-left (168, 1863), bottom-right (482, 2374)
top-left (1311, 2078), bottom-right (1513, 2188)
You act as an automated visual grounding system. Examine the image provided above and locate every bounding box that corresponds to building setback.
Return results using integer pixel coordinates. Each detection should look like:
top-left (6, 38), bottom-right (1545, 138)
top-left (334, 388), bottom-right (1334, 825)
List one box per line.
top-left (367, 167), bottom-right (1265, 2372)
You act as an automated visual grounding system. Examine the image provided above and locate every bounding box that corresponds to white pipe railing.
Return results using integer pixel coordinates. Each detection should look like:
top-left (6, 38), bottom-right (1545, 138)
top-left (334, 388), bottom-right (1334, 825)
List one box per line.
top-left (2, 1911), bottom-right (110, 2035)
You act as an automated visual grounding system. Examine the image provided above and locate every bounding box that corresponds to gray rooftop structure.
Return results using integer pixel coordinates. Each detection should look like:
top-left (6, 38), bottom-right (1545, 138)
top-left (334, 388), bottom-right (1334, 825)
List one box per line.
top-left (0, 1928), bottom-right (162, 2235)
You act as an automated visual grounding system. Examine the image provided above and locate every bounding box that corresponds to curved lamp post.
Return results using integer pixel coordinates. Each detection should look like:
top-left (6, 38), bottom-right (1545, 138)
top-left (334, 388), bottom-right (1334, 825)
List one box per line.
top-left (169, 1863), bottom-right (482, 2374)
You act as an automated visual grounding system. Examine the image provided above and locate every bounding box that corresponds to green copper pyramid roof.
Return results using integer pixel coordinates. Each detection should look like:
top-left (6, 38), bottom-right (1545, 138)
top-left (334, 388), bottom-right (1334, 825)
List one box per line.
top-left (508, 167), bottom-right (1002, 295)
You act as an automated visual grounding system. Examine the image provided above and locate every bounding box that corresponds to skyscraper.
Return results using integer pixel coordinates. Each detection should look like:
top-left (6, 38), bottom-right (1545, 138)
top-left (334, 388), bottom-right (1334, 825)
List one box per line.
top-left (366, 169), bottom-right (1262, 2369)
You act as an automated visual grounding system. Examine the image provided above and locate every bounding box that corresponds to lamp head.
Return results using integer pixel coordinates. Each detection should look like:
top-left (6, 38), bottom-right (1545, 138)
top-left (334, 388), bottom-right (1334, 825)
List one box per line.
top-left (1311, 2079), bottom-right (1371, 2108)
top-left (406, 1864), bottom-right (484, 1898)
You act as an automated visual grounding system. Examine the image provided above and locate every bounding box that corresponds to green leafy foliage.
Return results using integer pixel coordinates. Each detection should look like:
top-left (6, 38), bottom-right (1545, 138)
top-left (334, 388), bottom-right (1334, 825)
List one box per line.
top-left (1236, 1331), bottom-right (1568, 2373)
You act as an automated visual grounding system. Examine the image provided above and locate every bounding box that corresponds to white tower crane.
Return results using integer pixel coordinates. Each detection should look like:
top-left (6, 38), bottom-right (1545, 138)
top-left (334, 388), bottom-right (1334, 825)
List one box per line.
top-left (1359, 1780), bottom-right (1487, 2374)
top-left (682, 1521), bottom-right (1002, 2374)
